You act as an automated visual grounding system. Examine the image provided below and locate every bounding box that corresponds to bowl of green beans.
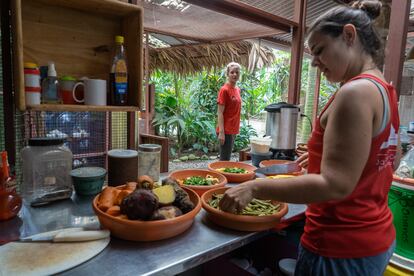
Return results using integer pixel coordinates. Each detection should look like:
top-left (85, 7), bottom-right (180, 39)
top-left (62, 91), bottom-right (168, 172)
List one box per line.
top-left (201, 187), bottom-right (288, 231)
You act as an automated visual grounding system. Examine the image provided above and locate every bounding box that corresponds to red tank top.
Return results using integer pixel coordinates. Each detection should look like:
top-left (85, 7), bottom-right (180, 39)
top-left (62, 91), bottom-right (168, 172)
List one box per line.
top-left (301, 74), bottom-right (400, 258)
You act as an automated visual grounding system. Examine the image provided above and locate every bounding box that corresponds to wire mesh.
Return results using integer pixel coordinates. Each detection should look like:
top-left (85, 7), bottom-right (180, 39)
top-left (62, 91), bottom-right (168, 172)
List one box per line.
top-left (12, 111), bottom-right (130, 190)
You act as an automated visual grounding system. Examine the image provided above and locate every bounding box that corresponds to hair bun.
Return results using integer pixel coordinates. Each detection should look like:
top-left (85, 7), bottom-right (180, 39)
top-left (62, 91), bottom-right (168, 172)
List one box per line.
top-left (351, 0), bottom-right (382, 20)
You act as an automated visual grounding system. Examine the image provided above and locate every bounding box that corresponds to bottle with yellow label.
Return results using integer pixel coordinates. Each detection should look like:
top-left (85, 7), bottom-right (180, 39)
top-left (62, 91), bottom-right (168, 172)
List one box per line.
top-left (110, 35), bottom-right (128, 105)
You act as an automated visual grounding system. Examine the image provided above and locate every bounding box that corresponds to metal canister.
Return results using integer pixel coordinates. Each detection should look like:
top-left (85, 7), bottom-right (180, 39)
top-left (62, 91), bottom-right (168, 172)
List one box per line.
top-left (138, 144), bottom-right (161, 182)
top-left (107, 149), bottom-right (138, 186)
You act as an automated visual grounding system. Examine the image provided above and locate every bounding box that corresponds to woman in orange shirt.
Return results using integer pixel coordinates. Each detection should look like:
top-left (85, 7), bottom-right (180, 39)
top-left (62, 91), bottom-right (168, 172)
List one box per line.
top-left (217, 62), bottom-right (242, 161)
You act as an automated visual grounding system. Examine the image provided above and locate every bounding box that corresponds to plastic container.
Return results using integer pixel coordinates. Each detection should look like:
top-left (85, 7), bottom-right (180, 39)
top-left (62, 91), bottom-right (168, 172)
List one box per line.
top-left (21, 138), bottom-right (73, 203)
top-left (110, 35), bottom-right (128, 105)
top-left (70, 167), bottom-right (106, 195)
top-left (41, 62), bottom-right (60, 103)
top-left (138, 144), bottom-right (161, 182)
top-left (388, 176), bottom-right (414, 259)
top-left (24, 62), bottom-right (41, 105)
top-left (250, 136), bottom-right (272, 154)
top-left (250, 151), bottom-right (272, 167)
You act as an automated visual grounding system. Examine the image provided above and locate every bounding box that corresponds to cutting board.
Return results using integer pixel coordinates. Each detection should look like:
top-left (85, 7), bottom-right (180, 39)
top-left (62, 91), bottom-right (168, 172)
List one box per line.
top-left (0, 229), bottom-right (110, 276)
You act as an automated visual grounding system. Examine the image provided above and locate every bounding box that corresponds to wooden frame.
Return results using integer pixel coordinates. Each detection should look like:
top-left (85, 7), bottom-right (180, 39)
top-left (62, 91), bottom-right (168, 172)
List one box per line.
top-left (11, 0), bottom-right (143, 111)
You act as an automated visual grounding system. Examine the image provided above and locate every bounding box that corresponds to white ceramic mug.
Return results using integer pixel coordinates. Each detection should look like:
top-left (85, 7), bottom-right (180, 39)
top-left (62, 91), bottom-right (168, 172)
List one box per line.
top-left (72, 79), bottom-right (107, 106)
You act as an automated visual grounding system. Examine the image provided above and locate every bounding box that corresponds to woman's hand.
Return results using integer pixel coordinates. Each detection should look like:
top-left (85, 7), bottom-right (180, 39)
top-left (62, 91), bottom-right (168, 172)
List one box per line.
top-left (296, 152), bottom-right (309, 169)
top-left (219, 182), bottom-right (255, 213)
top-left (218, 132), bottom-right (225, 145)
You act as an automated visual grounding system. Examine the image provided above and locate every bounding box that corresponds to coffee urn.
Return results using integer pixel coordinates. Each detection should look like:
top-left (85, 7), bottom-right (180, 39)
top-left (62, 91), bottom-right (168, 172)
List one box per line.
top-left (264, 102), bottom-right (300, 160)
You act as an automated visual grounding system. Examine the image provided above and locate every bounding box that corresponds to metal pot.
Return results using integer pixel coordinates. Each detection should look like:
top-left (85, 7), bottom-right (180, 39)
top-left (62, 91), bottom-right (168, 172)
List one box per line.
top-left (265, 102), bottom-right (300, 150)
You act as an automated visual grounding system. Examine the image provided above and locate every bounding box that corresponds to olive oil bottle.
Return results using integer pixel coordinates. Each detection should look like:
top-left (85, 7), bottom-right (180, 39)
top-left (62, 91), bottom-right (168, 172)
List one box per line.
top-left (110, 35), bottom-right (128, 105)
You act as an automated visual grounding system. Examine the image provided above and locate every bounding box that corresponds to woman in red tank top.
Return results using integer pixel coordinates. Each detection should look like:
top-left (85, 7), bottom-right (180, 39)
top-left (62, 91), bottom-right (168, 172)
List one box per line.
top-left (219, 1), bottom-right (400, 275)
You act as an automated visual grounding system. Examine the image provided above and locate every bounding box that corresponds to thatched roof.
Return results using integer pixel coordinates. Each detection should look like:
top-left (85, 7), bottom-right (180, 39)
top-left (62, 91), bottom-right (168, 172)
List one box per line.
top-left (148, 40), bottom-right (275, 75)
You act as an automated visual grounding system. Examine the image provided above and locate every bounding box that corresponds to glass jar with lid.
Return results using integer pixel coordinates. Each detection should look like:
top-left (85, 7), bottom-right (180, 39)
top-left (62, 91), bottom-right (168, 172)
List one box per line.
top-left (138, 144), bottom-right (161, 182)
top-left (21, 138), bottom-right (73, 204)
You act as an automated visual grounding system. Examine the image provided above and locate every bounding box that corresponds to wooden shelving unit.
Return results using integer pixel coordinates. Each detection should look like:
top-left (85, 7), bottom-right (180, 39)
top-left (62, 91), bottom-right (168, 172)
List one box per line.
top-left (11, 0), bottom-right (143, 111)
top-left (27, 104), bottom-right (140, 112)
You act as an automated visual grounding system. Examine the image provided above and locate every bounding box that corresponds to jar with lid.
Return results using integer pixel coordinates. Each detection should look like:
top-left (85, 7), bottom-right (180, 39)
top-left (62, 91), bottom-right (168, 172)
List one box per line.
top-left (138, 144), bottom-right (161, 182)
top-left (21, 138), bottom-right (73, 204)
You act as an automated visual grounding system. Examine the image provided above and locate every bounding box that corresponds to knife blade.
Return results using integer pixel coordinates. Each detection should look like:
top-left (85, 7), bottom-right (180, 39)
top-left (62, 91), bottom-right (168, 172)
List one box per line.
top-left (254, 162), bottom-right (301, 176)
top-left (19, 228), bottom-right (110, 243)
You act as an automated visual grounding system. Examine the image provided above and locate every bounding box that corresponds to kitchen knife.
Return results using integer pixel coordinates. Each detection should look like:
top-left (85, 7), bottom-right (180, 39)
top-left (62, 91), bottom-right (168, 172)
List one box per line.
top-left (19, 228), bottom-right (110, 243)
top-left (254, 162), bottom-right (301, 176)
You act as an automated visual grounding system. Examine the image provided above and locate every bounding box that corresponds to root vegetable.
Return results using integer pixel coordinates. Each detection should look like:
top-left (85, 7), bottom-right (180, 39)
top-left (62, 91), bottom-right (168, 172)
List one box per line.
top-left (137, 175), bottom-right (154, 190)
top-left (120, 189), bottom-right (159, 220)
top-left (152, 185), bottom-right (176, 206)
top-left (151, 206), bottom-right (182, 220)
top-left (106, 205), bottom-right (121, 216)
top-left (116, 190), bottom-right (132, 205)
top-left (162, 177), bottom-right (195, 213)
top-left (98, 187), bottom-right (118, 212)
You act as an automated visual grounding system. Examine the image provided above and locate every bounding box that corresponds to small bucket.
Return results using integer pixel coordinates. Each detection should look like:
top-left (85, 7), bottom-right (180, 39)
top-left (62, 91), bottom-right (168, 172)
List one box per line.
top-left (389, 175), bottom-right (414, 260)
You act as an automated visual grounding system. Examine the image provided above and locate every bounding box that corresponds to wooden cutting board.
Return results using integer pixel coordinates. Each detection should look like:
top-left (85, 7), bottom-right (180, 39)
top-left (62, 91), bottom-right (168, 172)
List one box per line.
top-left (0, 229), bottom-right (110, 276)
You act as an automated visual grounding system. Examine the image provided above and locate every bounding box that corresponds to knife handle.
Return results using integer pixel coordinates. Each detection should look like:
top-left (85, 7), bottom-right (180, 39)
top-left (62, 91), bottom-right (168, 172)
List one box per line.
top-left (53, 229), bottom-right (110, 242)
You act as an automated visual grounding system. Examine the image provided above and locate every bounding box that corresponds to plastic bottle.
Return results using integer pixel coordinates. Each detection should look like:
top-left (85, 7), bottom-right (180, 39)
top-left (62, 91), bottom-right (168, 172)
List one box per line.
top-left (24, 62), bottom-right (41, 105)
top-left (41, 62), bottom-right (60, 103)
top-left (110, 35), bottom-right (128, 106)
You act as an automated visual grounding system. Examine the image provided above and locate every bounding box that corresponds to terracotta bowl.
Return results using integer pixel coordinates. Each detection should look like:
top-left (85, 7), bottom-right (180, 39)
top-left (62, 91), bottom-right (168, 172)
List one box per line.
top-left (207, 161), bottom-right (256, 183)
top-left (169, 169), bottom-right (227, 196)
top-left (259, 160), bottom-right (305, 176)
top-left (201, 187), bottom-right (288, 232)
top-left (92, 186), bottom-right (201, 241)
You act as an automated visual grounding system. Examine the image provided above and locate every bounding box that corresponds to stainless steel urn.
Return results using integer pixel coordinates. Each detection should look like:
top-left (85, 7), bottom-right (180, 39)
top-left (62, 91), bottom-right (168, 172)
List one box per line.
top-left (264, 102), bottom-right (300, 150)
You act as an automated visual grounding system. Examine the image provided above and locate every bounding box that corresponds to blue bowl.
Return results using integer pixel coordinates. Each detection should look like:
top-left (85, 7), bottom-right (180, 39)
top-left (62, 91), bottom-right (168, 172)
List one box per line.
top-left (70, 167), bottom-right (107, 196)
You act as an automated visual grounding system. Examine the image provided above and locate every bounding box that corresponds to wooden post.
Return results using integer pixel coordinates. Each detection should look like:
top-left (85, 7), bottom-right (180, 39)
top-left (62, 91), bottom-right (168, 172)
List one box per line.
top-left (1, 0), bottom-right (16, 167)
top-left (288, 0), bottom-right (307, 105)
top-left (383, 0), bottom-right (411, 96)
top-left (144, 32), bottom-right (150, 134)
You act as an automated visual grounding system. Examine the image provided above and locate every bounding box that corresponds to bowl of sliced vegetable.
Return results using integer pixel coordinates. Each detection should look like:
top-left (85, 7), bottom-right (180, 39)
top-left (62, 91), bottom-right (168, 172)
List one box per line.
top-left (207, 161), bottom-right (256, 183)
top-left (169, 169), bottom-right (227, 196)
top-left (201, 187), bottom-right (288, 231)
top-left (92, 176), bottom-right (201, 241)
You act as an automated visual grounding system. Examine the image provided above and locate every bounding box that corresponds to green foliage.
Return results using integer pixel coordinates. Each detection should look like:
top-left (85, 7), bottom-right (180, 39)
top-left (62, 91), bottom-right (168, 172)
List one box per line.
top-left (150, 50), bottom-right (337, 157)
top-left (233, 122), bottom-right (257, 152)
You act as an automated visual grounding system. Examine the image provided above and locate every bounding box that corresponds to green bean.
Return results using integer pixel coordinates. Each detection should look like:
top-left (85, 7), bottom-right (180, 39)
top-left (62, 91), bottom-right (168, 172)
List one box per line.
top-left (208, 194), bottom-right (281, 216)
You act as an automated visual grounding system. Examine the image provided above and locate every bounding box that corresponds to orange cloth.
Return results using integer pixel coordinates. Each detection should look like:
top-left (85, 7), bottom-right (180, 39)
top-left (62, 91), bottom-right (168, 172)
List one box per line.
top-left (216, 83), bottom-right (241, 135)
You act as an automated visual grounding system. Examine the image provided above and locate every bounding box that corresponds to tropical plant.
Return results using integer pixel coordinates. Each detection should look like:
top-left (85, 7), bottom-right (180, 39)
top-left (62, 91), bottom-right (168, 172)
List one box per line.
top-left (234, 122), bottom-right (257, 152)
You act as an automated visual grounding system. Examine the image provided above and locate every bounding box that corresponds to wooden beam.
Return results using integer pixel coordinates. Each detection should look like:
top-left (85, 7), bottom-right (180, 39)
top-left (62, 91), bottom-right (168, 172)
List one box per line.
top-left (288, 0), bottom-right (307, 104)
top-left (384, 0), bottom-right (411, 96)
top-left (145, 27), bottom-right (211, 44)
top-left (213, 29), bottom-right (286, 43)
top-left (184, 0), bottom-right (297, 32)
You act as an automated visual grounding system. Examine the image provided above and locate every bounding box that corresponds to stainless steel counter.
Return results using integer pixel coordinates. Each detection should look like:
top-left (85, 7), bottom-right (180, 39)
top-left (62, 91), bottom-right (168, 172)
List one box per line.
top-left (0, 193), bottom-right (306, 276)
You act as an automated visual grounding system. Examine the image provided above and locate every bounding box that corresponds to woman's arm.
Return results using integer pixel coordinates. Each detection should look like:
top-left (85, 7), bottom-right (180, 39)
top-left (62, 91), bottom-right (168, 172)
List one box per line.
top-left (217, 104), bottom-right (225, 145)
top-left (220, 81), bottom-right (381, 212)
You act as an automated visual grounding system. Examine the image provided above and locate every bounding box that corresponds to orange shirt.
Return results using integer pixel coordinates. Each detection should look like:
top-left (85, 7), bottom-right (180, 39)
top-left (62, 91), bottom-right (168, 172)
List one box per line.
top-left (302, 74), bottom-right (399, 258)
top-left (216, 83), bottom-right (241, 134)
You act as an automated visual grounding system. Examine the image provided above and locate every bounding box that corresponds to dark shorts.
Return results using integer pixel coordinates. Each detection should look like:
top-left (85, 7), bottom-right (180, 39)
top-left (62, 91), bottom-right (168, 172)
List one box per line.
top-left (219, 134), bottom-right (235, 161)
top-left (294, 240), bottom-right (396, 276)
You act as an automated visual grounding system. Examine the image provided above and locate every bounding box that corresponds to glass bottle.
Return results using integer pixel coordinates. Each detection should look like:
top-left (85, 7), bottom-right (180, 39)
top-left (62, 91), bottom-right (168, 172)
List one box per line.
top-left (110, 35), bottom-right (128, 106)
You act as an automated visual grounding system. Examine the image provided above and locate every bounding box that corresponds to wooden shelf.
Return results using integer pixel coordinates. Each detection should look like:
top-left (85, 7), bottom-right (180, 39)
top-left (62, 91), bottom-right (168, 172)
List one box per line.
top-left (27, 104), bottom-right (139, 112)
top-left (12, 0), bottom-right (143, 111)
